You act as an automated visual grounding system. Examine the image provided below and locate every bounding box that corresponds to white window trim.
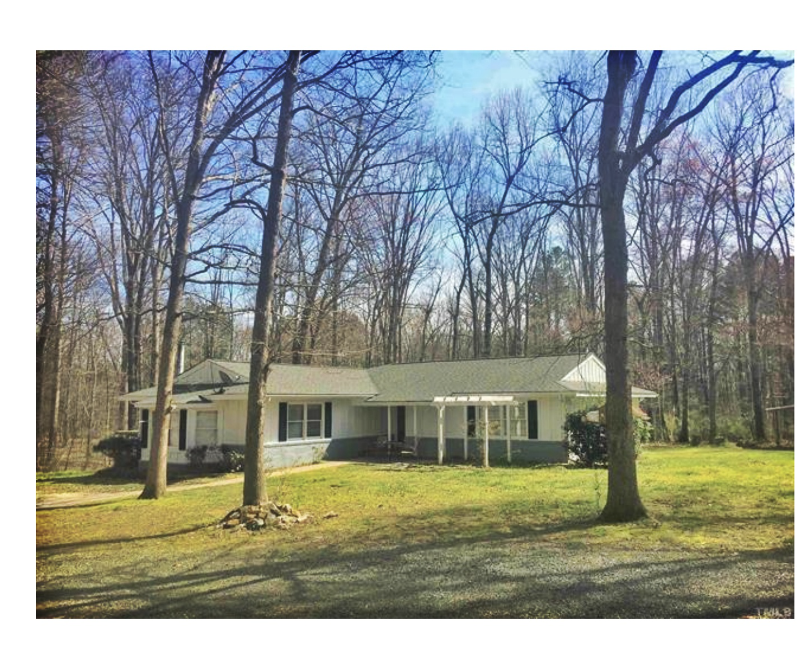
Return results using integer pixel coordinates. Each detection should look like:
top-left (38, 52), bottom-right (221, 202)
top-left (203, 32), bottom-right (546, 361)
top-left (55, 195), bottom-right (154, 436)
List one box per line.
top-left (286, 402), bottom-right (325, 442)
top-left (476, 405), bottom-right (529, 440)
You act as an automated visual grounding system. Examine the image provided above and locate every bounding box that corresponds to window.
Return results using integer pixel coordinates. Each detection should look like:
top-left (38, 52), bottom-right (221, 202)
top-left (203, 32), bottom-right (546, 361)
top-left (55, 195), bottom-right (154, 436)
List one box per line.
top-left (195, 410), bottom-right (218, 446)
top-left (286, 403), bottom-right (324, 441)
top-left (508, 404), bottom-right (528, 438)
top-left (475, 405), bottom-right (528, 439)
top-left (487, 406), bottom-right (506, 437)
top-left (306, 404), bottom-right (323, 438)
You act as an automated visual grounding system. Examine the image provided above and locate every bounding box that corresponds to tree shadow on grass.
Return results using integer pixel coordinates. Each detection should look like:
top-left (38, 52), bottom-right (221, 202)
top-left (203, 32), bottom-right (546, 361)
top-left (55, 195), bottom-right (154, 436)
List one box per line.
top-left (37, 524), bottom-right (212, 554)
top-left (36, 535), bottom-right (794, 619)
top-left (37, 468), bottom-right (234, 489)
top-left (36, 500), bottom-right (795, 618)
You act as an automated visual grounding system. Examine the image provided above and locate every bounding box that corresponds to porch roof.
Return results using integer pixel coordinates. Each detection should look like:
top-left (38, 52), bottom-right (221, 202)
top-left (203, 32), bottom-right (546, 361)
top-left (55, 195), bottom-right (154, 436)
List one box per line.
top-left (432, 395), bottom-right (518, 406)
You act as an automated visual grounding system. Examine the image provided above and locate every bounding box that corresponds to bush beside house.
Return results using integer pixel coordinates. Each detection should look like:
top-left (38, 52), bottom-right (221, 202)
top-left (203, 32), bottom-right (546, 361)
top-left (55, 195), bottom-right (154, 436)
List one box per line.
top-left (93, 431), bottom-right (141, 470)
top-left (185, 445), bottom-right (245, 473)
top-left (564, 408), bottom-right (652, 467)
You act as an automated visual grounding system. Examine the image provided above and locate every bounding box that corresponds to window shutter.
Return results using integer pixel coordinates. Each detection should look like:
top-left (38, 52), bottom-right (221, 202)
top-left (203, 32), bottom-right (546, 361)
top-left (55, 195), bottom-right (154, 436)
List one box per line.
top-left (140, 410), bottom-right (149, 449)
top-left (179, 410), bottom-right (187, 451)
top-left (467, 405), bottom-right (476, 437)
top-left (324, 402), bottom-right (333, 438)
top-left (527, 400), bottom-right (539, 440)
top-left (278, 402), bottom-right (288, 442)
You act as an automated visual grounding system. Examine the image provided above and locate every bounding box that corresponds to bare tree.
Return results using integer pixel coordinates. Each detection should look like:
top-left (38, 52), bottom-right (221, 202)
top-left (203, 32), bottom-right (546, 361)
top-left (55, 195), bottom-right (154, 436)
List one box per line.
top-left (36, 51), bottom-right (89, 468)
top-left (80, 53), bottom-right (172, 429)
top-left (142, 50), bottom-right (298, 499)
top-left (242, 51), bottom-right (303, 507)
top-left (712, 77), bottom-right (793, 441)
top-left (593, 50), bottom-right (792, 522)
top-left (288, 54), bottom-right (432, 364)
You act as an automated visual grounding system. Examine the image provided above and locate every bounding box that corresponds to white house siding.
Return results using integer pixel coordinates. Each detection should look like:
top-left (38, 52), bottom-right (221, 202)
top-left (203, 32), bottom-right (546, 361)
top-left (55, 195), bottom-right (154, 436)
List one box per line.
top-left (263, 397), bottom-right (379, 468)
top-left (138, 407), bottom-right (193, 464)
top-left (335, 401), bottom-right (382, 438)
top-left (256, 397), bottom-right (381, 443)
top-left (563, 355), bottom-right (606, 384)
top-left (139, 394), bottom-right (576, 468)
top-left (215, 399), bottom-right (243, 446)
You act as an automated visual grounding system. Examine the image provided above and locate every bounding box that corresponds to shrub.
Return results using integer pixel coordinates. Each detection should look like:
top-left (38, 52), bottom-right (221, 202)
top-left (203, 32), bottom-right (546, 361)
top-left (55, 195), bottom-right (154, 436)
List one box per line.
top-left (564, 410), bottom-right (653, 467)
top-left (184, 444), bottom-right (244, 473)
top-left (220, 445), bottom-right (244, 473)
top-left (186, 445), bottom-right (211, 469)
top-left (717, 416), bottom-right (751, 444)
top-left (633, 416), bottom-right (653, 449)
top-left (94, 431), bottom-right (141, 470)
top-left (564, 411), bottom-right (607, 467)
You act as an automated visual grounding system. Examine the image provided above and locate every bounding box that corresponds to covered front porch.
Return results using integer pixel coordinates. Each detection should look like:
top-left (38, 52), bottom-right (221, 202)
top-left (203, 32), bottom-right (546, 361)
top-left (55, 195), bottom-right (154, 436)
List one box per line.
top-left (363, 395), bottom-right (535, 467)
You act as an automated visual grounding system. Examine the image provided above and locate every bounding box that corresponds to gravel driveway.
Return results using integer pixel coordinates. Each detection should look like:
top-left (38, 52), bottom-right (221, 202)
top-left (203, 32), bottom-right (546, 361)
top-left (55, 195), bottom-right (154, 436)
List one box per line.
top-left (36, 534), bottom-right (793, 618)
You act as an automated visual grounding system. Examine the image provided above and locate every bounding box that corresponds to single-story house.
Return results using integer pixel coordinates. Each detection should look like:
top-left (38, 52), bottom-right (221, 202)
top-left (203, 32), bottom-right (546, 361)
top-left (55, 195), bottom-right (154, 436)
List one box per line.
top-left (120, 353), bottom-right (657, 468)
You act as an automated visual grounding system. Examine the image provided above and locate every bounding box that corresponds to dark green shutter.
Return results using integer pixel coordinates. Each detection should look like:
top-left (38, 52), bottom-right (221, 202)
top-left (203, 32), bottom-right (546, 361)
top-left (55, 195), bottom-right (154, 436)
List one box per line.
top-left (140, 410), bottom-right (149, 449)
top-left (527, 400), bottom-right (539, 440)
top-left (467, 406), bottom-right (476, 437)
top-left (278, 402), bottom-right (288, 442)
top-left (178, 410), bottom-right (187, 450)
top-left (324, 402), bottom-right (333, 438)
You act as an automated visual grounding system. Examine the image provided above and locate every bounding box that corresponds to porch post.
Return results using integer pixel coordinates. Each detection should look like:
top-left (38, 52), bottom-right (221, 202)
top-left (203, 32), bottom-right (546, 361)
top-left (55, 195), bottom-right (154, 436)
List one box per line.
top-left (483, 405), bottom-right (490, 468)
top-left (413, 405), bottom-right (418, 441)
top-left (506, 405), bottom-right (512, 464)
top-left (463, 406), bottom-right (468, 461)
top-left (387, 405), bottom-right (392, 440)
top-left (437, 405), bottom-right (445, 465)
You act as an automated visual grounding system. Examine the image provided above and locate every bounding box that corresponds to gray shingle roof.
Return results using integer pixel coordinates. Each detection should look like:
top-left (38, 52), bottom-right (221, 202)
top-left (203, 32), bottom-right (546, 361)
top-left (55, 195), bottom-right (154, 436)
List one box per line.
top-left (225, 364), bottom-right (377, 397)
top-left (364, 354), bottom-right (591, 403)
top-left (122, 360), bottom-right (376, 402)
top-left (121, 354), bottom-right (658, 404)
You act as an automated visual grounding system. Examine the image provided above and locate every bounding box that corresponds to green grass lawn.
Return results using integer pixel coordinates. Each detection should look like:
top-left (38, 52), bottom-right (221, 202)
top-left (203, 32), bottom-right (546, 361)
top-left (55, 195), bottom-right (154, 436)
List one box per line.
top-left (36, 468), bottom-right (242, 496)
top-left (36, 445), bottom-right (794, 618)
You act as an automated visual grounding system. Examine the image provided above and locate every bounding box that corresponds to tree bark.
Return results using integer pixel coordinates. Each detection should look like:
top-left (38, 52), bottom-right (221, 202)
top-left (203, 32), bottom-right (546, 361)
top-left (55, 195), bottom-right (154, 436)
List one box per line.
top-left (598, 51), bottom-right (647, 523)
top-left (141, 51), bottom-right (226, 500)
top-left (747, 285), bottom-right (767, 441)
top-left (243, 51), bottom-right (301, 507)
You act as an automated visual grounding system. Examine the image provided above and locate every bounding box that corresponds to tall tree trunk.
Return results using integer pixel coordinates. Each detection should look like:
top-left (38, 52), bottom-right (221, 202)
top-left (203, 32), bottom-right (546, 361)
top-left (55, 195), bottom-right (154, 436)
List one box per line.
top-left (141, 51), bottom-right (225, 500)
top-left (706, 243), bottom-right (720, 443)
top-left (468, 267), bottom-right (481, 359)
top-left (84, 342), bottom-right (98, 469)
top-left (243, 51), bottom-right (301, 507)
top-left (291, 209), bottom-right (340, 365)
top-left (37, 128), bottom-right (62, 465)
top-left (450, 269), bottom-right (466, 360)
top-left (481, 226), bottom-right (496, 358)
top-left (598, 51), bottom-right (647, 523)
top-left (747, 285), bottom-right (767, 441)
top-left (678, 364), bottom-right (690, 443)
top-left (706, 328), bottom-right (717, 443)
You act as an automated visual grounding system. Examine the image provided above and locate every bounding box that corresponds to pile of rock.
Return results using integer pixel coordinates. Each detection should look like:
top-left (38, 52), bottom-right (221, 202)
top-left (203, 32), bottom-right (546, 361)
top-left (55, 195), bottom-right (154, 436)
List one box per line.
top-left (218, 502), bottom-right (312, 531)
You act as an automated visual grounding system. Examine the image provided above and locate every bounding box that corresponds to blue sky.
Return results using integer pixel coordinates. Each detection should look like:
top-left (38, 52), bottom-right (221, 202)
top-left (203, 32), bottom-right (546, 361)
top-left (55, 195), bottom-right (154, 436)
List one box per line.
top-left (430, 51), bottom-right (543, 127)
top-left (429, 50), bottom-right (794, 128)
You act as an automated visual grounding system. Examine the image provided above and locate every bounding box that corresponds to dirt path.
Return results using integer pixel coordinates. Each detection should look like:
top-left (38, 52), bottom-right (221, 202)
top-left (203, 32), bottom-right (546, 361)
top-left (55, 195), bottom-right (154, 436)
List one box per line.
top-left (36, 461), bottom-right (351, 510)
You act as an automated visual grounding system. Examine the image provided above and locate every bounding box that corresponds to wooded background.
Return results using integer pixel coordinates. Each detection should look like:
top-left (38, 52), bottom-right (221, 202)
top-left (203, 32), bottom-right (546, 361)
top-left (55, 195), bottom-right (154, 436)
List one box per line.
top-left (36, 50), bottom-right (793, 469)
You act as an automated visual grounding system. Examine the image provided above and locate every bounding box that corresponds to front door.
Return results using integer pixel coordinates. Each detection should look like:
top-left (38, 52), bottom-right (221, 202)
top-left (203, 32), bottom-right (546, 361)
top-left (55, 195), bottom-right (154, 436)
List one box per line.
top-left (396, 406), bottom-right (406, 442)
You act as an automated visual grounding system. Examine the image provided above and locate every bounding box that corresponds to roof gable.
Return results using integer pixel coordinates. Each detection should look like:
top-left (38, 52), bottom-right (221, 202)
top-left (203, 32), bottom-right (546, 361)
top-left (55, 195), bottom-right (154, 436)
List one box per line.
top-left (561, 353), bottom-right (606, 384)
top-left (175, 359), bottom-right (249, 386)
